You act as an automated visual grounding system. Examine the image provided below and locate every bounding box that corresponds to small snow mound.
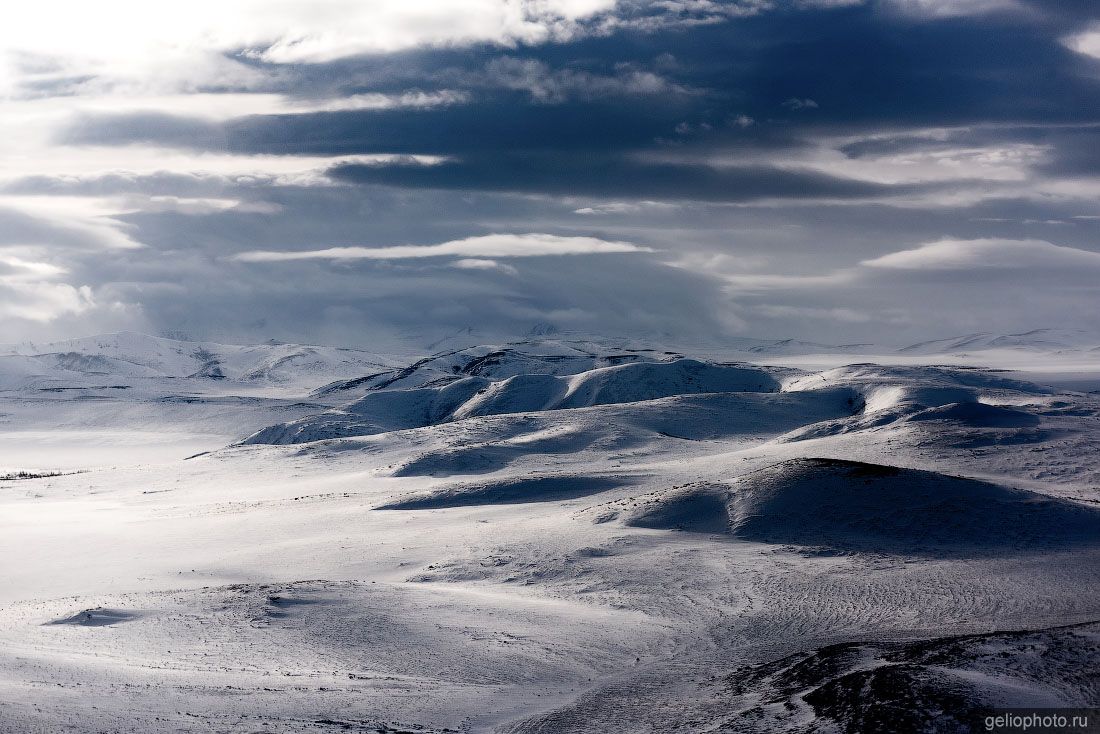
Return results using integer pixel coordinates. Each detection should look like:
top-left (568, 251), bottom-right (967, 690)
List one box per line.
top-left (860, 384), bottom-right (977, 413)
top-left (47, 608), bottom-right (138, 627)
top-left (559, 359), bottom-right (780, 407)
top-left (624, 483), bottom-right (732, 533)
top-left (376, 475), bottom-right (627, 510)
top-left (904, 401), bottom-right (1040, 428)
top-left (729, 458), bottom-right (1100, 555)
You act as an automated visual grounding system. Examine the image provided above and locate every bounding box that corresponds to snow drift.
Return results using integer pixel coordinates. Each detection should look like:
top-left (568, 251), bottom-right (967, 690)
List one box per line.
top-left (728, 458), bottom-right (1100, 555)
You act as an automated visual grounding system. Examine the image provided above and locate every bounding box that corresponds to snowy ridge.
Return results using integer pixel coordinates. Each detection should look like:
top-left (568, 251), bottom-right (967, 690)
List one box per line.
top-left (898, 328), bottom-right (1098, 354)
top-left (244, 359), bottom-right (783, 445)
top-left (0, 331), bottom-right (393, 391)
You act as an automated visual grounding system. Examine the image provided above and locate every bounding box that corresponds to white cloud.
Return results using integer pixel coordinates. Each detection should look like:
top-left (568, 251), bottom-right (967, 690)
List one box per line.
top-left (0, 1), bottom-right (618, 83)
top-left (0, 197), bottom-right (144, 250)
top-left (0, 247), bottom-right (105, 324)
top-left (1063, 26), bottom-right (1100, 60)
top-left (0, 281), bottom-right (95, 322)
top-left (256, 0), bottom-right (617, 63)
top-left (285, 90), bottom-right (470, 113)
top-left (0, 253), bottom-right (67, 280)
top-left (671, 128), bottom-right (1053, 206)
top-left (886, 0), bottom-right (1022, 18)
top-left (452, 258), bottom-right (520, 275)
top-left (482, 57), bottom-right (688, 103)
top-left (861, 238), bottom-right (1100, 271)
top-left (132, 196), bottom-right (282, 216)
top-left (233, 233), bottom-right (653, 262)
top-left (572, 200), bottom-right (680, 215)
top-left (780, 142), bottom-right (1048, 185)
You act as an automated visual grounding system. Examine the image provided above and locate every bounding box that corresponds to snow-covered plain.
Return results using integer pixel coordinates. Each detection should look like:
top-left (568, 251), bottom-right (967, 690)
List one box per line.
top-left (1, 331), bottom-right (1098, 732)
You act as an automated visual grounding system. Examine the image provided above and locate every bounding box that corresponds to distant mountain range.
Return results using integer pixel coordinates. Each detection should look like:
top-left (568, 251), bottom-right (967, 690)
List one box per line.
top-left (0, 327), bottom-right (1096, 395)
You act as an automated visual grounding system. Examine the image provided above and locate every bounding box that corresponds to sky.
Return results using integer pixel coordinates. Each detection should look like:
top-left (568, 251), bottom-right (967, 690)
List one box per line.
top-left (2, 0), bottom-right (1100, 348)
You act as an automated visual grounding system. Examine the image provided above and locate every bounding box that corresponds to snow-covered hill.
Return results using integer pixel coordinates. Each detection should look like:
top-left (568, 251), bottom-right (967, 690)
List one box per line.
top-left (898, 328), bottom-right (1098, 354)
top-left (245, 359), bottom-right (784, 444)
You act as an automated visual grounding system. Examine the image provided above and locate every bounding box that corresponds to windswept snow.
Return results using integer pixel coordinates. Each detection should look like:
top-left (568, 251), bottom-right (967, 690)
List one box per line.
top-left (716, 620), bottom-right (1100, 733)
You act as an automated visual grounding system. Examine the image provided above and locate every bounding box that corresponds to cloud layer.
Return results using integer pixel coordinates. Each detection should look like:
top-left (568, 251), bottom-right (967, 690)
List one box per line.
top-left (1, 0), bottom-right (1099, 345)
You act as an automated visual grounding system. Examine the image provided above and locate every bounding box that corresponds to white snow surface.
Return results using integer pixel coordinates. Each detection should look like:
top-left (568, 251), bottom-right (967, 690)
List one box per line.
top-left (1, 331), bottom-right (1098, 732)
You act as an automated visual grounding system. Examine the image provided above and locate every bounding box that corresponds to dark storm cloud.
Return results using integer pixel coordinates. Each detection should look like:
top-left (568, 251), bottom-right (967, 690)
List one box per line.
top-left (1015, 0), bottom-right (1100, 25)
top-left (327, 153), bottom-right (936, 202)
top-left (58, 113), bottom-right (228, 150)
top-left (1031, 126), bottom-right (1100, 176)
top-left (60, 93), bottom-right (690, 155)
top-left (55, 2), bottom-right (1100, 200)
top-left (2, 172), bottom-right (261, 198)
